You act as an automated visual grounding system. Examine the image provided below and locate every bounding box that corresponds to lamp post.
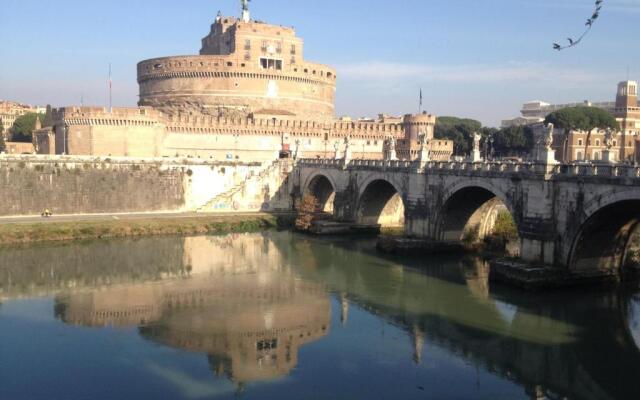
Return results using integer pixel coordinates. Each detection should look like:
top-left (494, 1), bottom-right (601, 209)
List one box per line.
top-left (233, 133), bottom-right (239, 162)
top-left (489, 136), bottom-right (495, 161)
top-left (63, 123), bottom-right (69, 155)
top-left (323, 127), bottom-right (330, 159)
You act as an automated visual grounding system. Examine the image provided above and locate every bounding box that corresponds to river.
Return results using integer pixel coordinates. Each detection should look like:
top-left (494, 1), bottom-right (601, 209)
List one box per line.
top-left (0, 231), bottom-right (639, 399)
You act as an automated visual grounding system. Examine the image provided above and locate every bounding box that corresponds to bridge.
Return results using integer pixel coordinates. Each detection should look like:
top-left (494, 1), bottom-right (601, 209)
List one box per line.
top-left (293, 158), bottom-right (640, 279)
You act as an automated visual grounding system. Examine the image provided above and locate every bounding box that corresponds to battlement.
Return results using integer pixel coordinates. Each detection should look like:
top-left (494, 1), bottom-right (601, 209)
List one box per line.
top-left (137, 56), bottom-right (336, 86)
top-left (161, 113), bottom-right (405, 140)
top-left (54, 107), bottom-right (165, 127)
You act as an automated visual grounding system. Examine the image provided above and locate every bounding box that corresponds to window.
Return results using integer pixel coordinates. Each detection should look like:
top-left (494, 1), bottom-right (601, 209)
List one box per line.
top-left (261, 40), bottom-right (268, 52)
top-left (244, 52), bottom-right (251, 61)
top-left (257, 339), bottom-right (278, 351)
top-left (290, 57), bottom-right (296, 65)
top-left (576, 151), bottom-right (583, 161)
top-left (291, 44), bottom-right (296, 54)
top-left (276, 42), bottom-right (282, 54)
top-left (244, 39), bottom-right (251, 50)
top-left (595, 139), bottom-right (600, 146)
top-left (260, 58), bottom-right (283, 70)
top-left (594, 151), bottom-right (601, 160)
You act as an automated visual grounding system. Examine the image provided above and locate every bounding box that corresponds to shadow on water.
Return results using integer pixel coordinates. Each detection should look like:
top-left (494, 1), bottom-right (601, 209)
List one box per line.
top-left (1, 231), bottom-right (639, 399)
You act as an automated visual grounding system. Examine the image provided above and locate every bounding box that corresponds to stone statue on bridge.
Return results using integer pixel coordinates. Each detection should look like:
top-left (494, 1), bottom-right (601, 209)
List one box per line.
top-left (536, 123), bottom-right (558, 165)
top-left (294, 139), bottom-right (303, 160)
top-left (604, 129), bottom-right (614, 150)
top-left (468, 132), bottom-right (482, 162)
top-left (333, 141), bottom-right (341, 159)
top-left (343, 136), bottom-right (353, 162)
top-left (383, 136), bottom-right (398, 161)
top-left (417, 132), bottom-right (430, 164)
top-left (602, 129), bottom-right (617, 164)
top-left (544, 123), bottom-right (554, 151)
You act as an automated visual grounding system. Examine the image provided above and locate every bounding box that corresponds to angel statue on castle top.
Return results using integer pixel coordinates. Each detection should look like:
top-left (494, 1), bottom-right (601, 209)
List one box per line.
top-left (240, 0), bottom-right (251, 22)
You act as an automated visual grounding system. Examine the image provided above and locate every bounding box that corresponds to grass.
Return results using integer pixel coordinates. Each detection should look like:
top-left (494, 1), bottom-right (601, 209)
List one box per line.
top-left (0, 215), bottom-right (294, 246)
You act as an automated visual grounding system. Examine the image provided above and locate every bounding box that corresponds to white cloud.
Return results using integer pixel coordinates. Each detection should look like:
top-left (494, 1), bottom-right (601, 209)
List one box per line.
top-left (336, 61), bottom-right (608, 84)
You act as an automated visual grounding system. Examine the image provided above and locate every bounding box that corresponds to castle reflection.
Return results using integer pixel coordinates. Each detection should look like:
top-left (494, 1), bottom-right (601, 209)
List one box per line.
top-left (52, 234), bottom-right (331, 384)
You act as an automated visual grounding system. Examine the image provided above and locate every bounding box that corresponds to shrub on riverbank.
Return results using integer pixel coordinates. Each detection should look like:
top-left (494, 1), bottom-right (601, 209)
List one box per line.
top-left (0, 215), bottom-right (283, 246)
top-left (296, 194), bottom-right (318, 231)
top-left (493, 211), bottom-right (518, 240)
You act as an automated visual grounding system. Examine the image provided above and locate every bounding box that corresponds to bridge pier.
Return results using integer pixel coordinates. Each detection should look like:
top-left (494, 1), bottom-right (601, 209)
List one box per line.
top-left (520, 238), bottom-right (555, 265)
top-left (333, 190), bottom-right (357, 223)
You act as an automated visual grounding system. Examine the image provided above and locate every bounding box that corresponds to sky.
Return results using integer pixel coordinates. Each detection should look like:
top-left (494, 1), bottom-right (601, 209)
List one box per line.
top-left (0, 0), bottom-right (638, 127)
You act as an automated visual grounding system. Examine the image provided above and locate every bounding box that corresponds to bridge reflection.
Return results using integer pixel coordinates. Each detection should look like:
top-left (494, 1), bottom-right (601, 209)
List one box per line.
top-left (284, 236), bottom-right (640, 400)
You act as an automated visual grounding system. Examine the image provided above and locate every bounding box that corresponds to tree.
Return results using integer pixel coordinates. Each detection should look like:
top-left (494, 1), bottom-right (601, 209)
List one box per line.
top-left (435, 116), bottom-right (483, 156)
top-left (295, 194), bottom-right (319, 231)
top-left (9, 113), bottom-right (45, 143)
top-left (492, 125), bottom-right (534, 157)
top-left (545, 106), bottom-right (618, 160)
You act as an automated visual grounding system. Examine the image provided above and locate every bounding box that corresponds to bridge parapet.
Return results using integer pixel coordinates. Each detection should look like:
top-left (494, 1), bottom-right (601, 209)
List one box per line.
top-left (553, 164), bottom-right (640, 180)
top-left (298, 158), bottom-right (640, 183)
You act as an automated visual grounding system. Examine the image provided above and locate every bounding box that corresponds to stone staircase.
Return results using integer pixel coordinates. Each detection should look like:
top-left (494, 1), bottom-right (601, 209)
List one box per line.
top-left (196, 160), bottom-right (289, 213)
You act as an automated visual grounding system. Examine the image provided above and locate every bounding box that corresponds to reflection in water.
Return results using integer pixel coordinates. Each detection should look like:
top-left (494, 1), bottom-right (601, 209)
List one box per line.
top-left (1, 232), bottom-right (640, 399)
top-left (51, 235), bottom-right (330, 385)
top-left (630, 293), bottom-right (640, 351)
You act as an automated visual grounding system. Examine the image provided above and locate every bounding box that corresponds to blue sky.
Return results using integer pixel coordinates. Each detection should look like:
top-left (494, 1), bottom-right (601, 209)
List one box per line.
top-left (0, 0), bottom-right (638, 126)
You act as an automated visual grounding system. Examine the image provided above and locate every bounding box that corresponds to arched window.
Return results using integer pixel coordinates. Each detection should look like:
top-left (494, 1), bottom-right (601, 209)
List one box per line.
top-left (576, 151), bottom-right (583, 161)
top-left (578, 139), bottom-right (583, 146)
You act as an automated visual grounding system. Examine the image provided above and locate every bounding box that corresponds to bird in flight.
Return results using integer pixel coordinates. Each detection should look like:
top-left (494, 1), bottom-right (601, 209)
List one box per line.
top-left (553, 0), bottom-right (604, 50)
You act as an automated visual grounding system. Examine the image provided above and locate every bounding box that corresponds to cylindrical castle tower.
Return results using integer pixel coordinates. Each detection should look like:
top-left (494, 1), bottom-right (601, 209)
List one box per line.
top-left (402, 112), bottom-right (437, 141)
top-left (137, 14), bottom-right (336, 121)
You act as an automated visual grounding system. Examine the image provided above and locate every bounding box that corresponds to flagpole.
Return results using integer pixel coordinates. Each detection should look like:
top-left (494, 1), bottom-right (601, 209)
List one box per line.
top-left (108, 63), bottom-right (113, 113)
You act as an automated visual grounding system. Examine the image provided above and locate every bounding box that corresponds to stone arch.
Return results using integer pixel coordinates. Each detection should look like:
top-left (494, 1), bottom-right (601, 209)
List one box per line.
top-left (567, 190), bottom-right (640, 274)
top-left (303, 173), bottom-right (337, 214)
top-left (356, 178), bottom-right (405, 227)
top-left (436, 181), bottom-right (520, 245)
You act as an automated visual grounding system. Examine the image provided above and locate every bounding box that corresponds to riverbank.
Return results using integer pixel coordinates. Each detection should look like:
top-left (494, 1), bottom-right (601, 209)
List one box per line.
top-left (0, 214), bottom-right (294, 246)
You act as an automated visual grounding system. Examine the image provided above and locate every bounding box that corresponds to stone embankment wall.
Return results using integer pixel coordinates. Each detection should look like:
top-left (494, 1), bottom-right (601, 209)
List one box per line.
top-left (0, 155), bottom-right (292, 217)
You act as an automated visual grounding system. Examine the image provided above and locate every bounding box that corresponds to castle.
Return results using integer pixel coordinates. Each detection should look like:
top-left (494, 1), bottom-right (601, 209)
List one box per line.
top-left (33, 1), bottom-right (453, 162)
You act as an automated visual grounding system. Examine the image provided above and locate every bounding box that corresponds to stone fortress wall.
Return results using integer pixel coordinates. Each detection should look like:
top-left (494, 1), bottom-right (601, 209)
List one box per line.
top-left (35, 106), bottom-right (449, 162)
top-left (0, 155), bottom-right (293, 217)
